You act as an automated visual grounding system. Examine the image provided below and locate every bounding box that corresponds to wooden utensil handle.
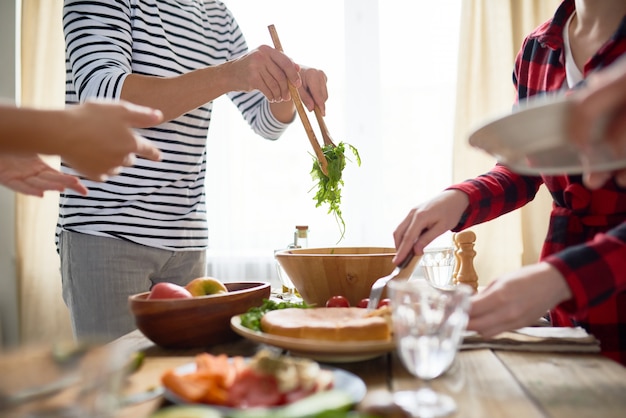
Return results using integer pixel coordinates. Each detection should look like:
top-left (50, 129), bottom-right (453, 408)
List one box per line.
top-left (314, 106), bottom-right (336, 147)
top-left (267, 24), bottom-right (328, 175)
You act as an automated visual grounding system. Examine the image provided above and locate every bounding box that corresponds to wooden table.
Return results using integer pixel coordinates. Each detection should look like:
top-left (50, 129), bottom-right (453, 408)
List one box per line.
top-left (112, 329), bottom-right (626, 418)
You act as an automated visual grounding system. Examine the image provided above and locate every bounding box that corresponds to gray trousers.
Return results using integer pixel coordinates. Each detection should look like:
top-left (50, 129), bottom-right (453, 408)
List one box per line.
top-left (59, 231), bottom-right (206, 342)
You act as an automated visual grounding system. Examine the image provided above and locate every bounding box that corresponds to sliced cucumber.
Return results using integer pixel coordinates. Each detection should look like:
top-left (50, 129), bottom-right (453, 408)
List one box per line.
top-left (229, 390), bottom-right (354, 418)
top-left (149, 405), bottom-right (223, 418)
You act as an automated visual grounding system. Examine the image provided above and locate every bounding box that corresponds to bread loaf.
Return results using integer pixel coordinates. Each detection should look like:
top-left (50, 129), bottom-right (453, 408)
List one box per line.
top-left (260, 307), bottom-right (391, 342)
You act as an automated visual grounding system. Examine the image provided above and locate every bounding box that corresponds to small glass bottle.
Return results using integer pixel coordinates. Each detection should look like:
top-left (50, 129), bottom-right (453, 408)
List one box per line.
top-left (294, 225), bottom-right (309, 249)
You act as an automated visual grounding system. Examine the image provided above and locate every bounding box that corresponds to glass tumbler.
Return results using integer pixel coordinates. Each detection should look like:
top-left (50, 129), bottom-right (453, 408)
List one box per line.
top-left (388, 279), bottom-right (472, 417)
top-left (420, 246), bottom-right (456, 289)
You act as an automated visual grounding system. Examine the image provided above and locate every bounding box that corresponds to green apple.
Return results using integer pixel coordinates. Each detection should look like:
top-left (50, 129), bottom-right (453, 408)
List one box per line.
top-left (185, 277), bottom-right (228, 297)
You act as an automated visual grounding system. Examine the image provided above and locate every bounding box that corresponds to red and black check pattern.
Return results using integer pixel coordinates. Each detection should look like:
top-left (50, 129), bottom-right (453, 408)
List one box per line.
top-left (449, 0), bottom-right (626, 365)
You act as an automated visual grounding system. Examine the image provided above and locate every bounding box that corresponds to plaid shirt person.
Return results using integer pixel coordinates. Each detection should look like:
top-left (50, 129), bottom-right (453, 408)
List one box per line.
top-left (449, 0), bottom-right (626, 365)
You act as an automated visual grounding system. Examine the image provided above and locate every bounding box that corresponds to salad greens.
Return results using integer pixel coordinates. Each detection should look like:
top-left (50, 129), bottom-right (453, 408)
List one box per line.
top-left (310, 142), bottom-right (361, 243)
top-left (240, 299), bottom-right (310, 332)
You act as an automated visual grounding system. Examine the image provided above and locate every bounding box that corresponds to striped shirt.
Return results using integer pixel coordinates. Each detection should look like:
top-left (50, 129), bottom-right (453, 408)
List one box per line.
top-left (449, 0), bottom-right (626, 365)
top-left (57, 0), bottom-right (289, 250)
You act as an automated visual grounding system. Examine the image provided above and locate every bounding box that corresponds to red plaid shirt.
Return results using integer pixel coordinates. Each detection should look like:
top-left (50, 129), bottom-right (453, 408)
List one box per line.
top-left (450, 0), bottom-right (626, 365)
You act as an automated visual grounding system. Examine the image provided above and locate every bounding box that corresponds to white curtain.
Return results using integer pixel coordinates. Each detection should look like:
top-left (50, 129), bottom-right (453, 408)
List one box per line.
top-left (18, 0), bottom-right (73, 343)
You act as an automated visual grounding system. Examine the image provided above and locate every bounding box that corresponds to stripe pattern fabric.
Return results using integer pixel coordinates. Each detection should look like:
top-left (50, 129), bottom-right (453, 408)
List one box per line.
top-left (58, 0), bottom-right (288, 250)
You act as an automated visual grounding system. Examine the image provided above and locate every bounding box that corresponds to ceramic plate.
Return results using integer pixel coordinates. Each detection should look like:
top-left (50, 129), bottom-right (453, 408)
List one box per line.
top-left (163, 361), bottom-right (367, 414)
top-left (468, 96), bottom-right (626, 175)
top-left (230, 315), bottom-right (395, 363)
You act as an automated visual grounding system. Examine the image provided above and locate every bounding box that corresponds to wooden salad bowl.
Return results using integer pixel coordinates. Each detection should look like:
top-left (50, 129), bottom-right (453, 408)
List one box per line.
top-left (275, 247), bottom-right (418, 307)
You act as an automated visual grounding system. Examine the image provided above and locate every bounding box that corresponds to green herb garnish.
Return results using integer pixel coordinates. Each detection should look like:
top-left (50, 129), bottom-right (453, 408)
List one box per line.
top-left (310, 142), bottom-right (361, 243)
top-left (240, 299), bottom-right (310, 332)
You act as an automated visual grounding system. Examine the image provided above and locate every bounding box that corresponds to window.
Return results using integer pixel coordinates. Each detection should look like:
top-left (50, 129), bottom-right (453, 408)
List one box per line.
top-left (206, 1), bottom-right (461, 285)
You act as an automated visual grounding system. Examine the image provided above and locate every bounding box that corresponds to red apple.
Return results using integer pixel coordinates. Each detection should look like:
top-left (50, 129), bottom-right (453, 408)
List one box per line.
top-left (185, 277), bottom-right (228, 297)
top-left (148, 282), bottom-right (193, 300)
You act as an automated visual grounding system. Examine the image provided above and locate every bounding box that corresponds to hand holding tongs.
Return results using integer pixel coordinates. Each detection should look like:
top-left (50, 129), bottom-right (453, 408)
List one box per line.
top-left (268, 25), bottom-right (335, 176)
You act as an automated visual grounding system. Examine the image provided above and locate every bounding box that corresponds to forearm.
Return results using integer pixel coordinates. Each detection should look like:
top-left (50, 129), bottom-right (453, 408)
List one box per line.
top-left (0, 105), bottom-right (71, 155)
top-left (122, 67), bottom-right (296, 125)
top-left (449, 164), bottom-right (543, 230)
top-left (121, 66), bottom-right (233, 122)
top-left (546, 225), bottom-right (626, 313)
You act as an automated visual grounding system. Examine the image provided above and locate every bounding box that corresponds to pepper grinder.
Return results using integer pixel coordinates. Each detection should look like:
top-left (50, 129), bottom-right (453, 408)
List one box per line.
top-left (455, 230), bottom-right (479, 293)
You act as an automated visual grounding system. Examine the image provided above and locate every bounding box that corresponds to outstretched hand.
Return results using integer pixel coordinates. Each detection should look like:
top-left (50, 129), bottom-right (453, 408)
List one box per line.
top-left (0, 154), bottom-right (87, 197)
top-left (62, 101), bottom-right (163, 182)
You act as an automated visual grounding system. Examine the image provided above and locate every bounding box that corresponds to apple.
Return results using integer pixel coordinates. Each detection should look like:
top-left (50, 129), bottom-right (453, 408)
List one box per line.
top-left (185, 277), bottom-right (228, 297)
top-left (148, 282), bottom-right (193, 300)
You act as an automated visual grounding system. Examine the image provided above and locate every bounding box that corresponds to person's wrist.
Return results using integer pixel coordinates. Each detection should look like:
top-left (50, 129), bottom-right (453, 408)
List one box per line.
top-left (539, 262), bottom-right (572, 304)
top-left (57, 106), bottom-right (85, 153)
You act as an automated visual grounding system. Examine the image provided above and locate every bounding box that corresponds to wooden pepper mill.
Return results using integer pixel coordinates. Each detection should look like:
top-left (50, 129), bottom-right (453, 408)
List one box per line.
top-left (452, 233), bottom-right (461, 285)
top-left (453, 230), bottom-right (479, 293)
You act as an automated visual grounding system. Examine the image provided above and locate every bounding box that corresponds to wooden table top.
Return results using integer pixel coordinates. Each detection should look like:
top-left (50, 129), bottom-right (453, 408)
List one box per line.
top-left (108, 329), bottom-right (626, 418)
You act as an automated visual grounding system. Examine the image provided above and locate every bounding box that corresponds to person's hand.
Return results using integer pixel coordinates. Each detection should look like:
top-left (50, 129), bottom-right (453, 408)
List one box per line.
top-left (467, 262), bottom-right (572, 337)
top-left (392, 190), bottom-right (469, 265)
top-left (297, 66), bottom-right (328, 114)
top-left (62, 101), bottom-right (163, 181)
top-left (226, 45), bottom-right (303, 104)
top-left (568, 57), bottom-right (626, 189)
top-left (0, 154), bottom-right (87, 197)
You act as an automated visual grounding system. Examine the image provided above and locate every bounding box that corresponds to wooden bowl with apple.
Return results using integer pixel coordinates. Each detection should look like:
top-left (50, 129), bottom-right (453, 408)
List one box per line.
top-left (128, 279), bottom-right (271, 349)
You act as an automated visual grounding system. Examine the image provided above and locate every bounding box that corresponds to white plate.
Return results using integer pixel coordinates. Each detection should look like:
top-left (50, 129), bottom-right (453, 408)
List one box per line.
top-left (163, 361), bottom-right (367, 414)
top-left (230, 315), bottom-right (395, 363)
top-left (468, 96), bottom-right (626, 175)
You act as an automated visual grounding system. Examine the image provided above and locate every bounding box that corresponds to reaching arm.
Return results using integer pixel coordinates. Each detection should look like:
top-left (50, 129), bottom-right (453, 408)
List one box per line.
top-left (0, 100), bottom-right (162, 186)
top-left (64, 1), bottom-right (327, 126)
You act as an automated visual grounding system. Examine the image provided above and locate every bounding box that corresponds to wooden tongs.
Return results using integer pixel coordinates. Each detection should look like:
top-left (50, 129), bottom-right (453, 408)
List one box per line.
top-left (268, 25), bottom-right (336, 176)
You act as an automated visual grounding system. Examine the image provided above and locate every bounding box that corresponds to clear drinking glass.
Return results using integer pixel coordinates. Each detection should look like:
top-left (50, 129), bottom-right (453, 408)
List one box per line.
top-left (0, 340), bottom-right (129, 418)
top-left (420, 246), bottom-right (456, 289)
top-left (388, 279), bottom-right (472, 417)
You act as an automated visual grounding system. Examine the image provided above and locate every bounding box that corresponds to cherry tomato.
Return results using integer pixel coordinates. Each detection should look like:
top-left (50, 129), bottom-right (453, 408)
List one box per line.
top-left (357, 298), bottom-right (369, 308)
top-left (377, 298), bottom-right (391, 308)
top-left (326, 295), bottom-right (350, 308)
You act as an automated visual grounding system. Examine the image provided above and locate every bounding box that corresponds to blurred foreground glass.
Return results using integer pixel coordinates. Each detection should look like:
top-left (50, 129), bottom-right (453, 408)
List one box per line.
top-left (420, 246), bottom-right (456, 289)
top-left (274, 247), bottom-right (302, 302)
top-left (388, 279), bottom-right (472, 417)
top-left (0, 340), bottom-right (129, 418)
